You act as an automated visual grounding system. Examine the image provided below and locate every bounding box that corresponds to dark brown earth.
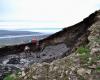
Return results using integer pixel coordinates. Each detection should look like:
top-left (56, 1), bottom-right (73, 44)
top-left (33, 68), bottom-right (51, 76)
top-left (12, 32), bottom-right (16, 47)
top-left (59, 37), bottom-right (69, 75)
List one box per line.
top-left (0, 10), bottom-right (100, 80)
top-left (0, 10), bottom-right (99, 57)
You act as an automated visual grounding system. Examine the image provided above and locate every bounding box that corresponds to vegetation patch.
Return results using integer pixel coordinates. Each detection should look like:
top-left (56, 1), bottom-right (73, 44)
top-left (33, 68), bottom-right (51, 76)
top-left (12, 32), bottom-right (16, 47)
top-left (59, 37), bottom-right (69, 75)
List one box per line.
top-left (77, 75), bottom-right (86, 80)
top-left (96, 66), bottom-right (100, 73)
top-left (3, 74), bottom-right (16, 80)
top-left (76, 46), bottom-right (90, 65)
top-left (3, 69), bottom-right (21, 80)
top-left (94, 37), bottom-right (100, 43)
top-left (76, 46), bottom-right (90, 55)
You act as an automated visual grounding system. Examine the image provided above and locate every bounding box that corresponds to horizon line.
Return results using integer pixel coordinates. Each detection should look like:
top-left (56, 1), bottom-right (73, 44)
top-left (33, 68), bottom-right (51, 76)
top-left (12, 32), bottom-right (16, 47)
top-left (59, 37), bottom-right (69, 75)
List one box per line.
top-left (0, 20), bottom-right (61, 23)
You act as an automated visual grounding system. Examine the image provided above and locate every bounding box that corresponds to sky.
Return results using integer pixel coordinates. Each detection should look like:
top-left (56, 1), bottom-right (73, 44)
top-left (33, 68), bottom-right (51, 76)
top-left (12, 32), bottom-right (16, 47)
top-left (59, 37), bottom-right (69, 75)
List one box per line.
top-left (0, 0), bottom-right (100, 33)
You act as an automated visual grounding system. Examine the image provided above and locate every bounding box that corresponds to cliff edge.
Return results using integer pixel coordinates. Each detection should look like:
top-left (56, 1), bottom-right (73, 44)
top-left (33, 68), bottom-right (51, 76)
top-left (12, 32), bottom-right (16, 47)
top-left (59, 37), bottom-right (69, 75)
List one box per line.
top-left (16, 10), bottom-right (100, 80)
top-left (3, 10), bottom-right (100, 80)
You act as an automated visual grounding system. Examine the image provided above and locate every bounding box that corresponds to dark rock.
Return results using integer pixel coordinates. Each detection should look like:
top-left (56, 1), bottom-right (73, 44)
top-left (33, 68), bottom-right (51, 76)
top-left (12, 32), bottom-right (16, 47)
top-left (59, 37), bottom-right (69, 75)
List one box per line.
top-left (0, 10), bottom-right (99, 80)
top-left (7, 58), bottom-right (20, 64)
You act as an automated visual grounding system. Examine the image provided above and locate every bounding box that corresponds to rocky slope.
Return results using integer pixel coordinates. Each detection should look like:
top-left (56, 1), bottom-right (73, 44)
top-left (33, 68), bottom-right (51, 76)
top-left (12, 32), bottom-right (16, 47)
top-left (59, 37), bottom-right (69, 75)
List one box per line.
top-left (2, 10), bottom-right (100, 80)
top-left (12, 10), bottom-right (100, 80)
top-left (0, 9), bottom-right (98, 56)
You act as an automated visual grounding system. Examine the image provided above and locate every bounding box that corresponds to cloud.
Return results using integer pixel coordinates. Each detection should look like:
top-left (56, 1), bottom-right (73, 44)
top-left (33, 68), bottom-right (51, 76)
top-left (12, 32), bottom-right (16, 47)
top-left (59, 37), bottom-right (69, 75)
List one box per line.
top-left (0, 0), bottom-right (15, 16)
top-left (0, 0), bottom-right (100, 31)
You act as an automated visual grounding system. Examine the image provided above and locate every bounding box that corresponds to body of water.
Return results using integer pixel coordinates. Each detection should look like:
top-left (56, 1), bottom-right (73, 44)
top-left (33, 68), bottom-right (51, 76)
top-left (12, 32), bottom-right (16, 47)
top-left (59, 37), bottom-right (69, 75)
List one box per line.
top-left (0, 34), bottom-right (45, 39)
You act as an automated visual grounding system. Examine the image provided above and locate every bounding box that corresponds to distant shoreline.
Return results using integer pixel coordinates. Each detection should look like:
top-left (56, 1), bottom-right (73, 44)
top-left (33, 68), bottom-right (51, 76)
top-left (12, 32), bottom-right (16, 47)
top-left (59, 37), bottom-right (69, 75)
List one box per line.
top-left (0, 34), bottom-right (50, 47)
top-left (0, 34), bottom-right (45, 39)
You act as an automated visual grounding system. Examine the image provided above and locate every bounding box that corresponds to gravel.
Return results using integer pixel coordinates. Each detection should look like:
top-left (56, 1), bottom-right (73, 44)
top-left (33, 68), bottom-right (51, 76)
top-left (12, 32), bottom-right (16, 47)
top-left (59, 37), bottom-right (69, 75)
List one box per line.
top-left (0, 43), bottom-right (69, 79)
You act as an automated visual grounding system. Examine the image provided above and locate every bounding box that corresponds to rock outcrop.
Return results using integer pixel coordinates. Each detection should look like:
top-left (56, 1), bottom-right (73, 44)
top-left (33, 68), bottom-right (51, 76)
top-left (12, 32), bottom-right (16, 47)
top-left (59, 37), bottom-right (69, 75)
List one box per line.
top-left (14, 10), bottom-right (100, 80)
top-left (0, 10), bottom-right (99, 57)
top-left (0, 11), bottom-right (100, 80)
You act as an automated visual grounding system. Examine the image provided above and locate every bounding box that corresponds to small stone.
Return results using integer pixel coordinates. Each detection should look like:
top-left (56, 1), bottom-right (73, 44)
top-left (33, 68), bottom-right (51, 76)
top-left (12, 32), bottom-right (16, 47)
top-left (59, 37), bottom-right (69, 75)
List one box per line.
top-left (88, 57), bottom-right (92, 64)
top-left (77, 68), bottom-right (86, 76)
top-left (91, 48), bottom-right (100, 54)
top-left (32, 76), bottom-right (38, 79)
top-left (53, 66), bottom-right (58, 70)
top-left (86, 69), bottom-right (91, 74)
top-left (89, 57), bottom-right (92, 61)
top-left (89, 64), bottom-right (96, 69)
top-left (24, 76), bottom-right (27, 79)
top-left (71, 67), bottom-right (75, 71)
top-left (22, 71), bottom-right (25, 76)
top-left (65, 71), bottom-right (68, 75)
top-left (60, 73), bottom-right (63, 78)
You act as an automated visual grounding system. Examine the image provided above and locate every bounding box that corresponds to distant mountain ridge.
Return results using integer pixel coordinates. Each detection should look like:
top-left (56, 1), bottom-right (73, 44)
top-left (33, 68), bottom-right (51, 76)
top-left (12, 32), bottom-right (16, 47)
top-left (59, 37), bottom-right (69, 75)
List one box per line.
top-left (0, 30), bottom-right (41, 36)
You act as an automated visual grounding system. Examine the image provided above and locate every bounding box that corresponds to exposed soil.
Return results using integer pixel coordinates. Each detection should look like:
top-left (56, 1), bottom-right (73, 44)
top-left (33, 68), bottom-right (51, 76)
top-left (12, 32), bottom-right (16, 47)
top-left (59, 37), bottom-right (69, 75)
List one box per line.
top-left (0, 10), bottom-right (100, 80)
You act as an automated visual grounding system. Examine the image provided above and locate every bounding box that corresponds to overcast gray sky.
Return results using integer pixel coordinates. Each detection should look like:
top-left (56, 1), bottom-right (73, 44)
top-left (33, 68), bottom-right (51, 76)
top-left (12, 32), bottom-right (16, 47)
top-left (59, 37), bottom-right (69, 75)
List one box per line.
top-left (0, 0), bottom-right (100, 32)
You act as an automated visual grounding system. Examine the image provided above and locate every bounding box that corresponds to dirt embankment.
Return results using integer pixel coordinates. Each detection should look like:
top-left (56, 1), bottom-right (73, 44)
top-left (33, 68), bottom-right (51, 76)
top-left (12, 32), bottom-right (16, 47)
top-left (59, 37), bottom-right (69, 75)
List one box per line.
top-left (18, 10), bottom-right (100, 80)
top-left (0, 10), bottom-right (99, 59)
top-left (1, 10), bottom-right (100, 80)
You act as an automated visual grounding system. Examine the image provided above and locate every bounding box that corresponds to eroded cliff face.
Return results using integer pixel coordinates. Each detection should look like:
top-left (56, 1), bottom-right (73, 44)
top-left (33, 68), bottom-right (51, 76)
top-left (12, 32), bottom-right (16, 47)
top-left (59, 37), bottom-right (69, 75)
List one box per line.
top-left (39, 10), bottom-right (99, 52)
top-left (16, 10), bottom-right (100, 80)
top-left (0, 10), bottom-right (99, 58)
top-left (0, 9), bottom-right (99, 80)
